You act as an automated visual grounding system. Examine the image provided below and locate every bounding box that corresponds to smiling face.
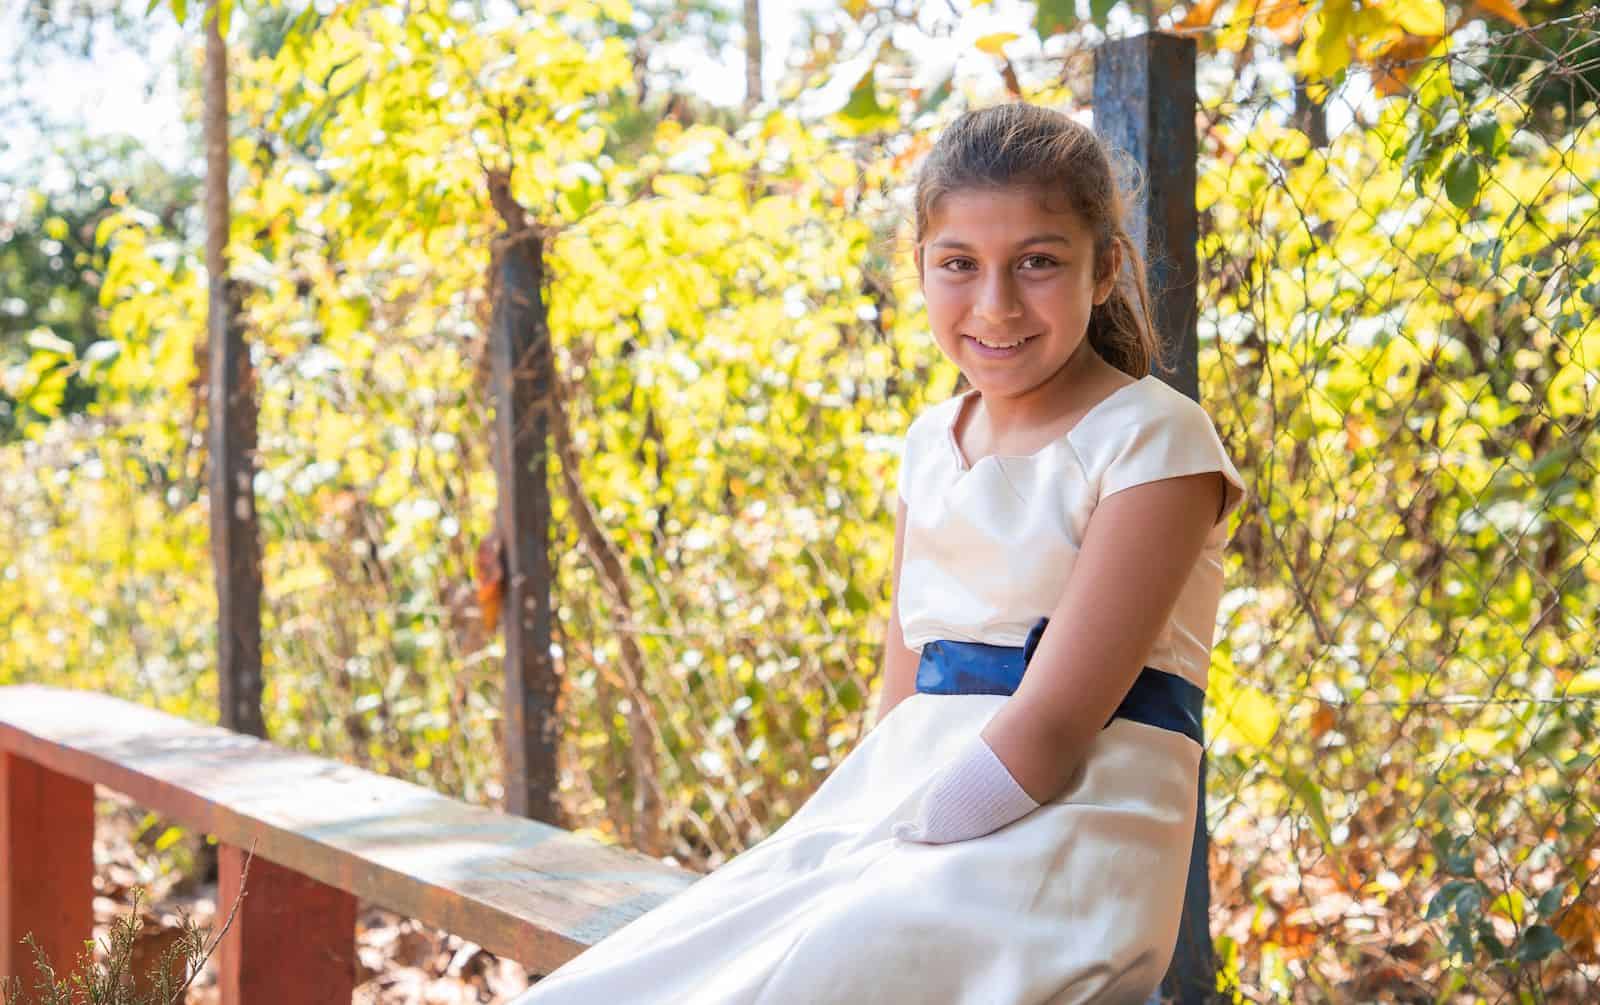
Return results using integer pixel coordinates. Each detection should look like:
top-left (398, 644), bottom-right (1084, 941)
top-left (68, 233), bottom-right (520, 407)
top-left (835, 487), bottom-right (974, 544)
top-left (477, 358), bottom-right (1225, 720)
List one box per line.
top-left (917, 186), bottom-right (1119, 401)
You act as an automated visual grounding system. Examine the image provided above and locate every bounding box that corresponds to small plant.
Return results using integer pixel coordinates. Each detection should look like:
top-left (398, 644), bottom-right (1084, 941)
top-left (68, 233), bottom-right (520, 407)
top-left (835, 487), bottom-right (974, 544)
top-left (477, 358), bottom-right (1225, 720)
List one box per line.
top-left (3, 848), bottom-right (251, 1005)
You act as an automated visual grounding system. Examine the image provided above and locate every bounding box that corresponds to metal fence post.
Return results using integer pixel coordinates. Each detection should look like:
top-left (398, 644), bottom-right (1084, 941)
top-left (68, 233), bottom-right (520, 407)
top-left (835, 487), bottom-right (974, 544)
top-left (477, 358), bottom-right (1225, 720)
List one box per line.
top-left (1094, 31), bottom-right (1213, 1003)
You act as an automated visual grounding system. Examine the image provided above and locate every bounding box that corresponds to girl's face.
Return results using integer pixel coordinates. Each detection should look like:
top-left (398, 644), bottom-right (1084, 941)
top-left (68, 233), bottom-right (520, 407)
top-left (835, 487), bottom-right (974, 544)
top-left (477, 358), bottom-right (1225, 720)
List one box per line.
top-left (917, 186), bottom-right (1117, 399)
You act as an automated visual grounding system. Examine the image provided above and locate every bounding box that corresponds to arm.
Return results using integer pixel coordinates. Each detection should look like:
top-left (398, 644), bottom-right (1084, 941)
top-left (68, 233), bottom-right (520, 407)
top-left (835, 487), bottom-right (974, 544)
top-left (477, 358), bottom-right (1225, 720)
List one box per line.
top-left (891, 470), bottom-right (1224, 845)
top-left (982, 470), bottom-right (1225, 804)
top-left (869, 497), bottom-right (921, 730)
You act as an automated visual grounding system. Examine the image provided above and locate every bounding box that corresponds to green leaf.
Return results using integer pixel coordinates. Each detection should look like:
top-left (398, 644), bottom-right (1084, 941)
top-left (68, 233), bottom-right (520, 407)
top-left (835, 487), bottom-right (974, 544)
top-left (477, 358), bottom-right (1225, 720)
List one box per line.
top-left (1477, 919), bottom-right (1507, 960)
top-left (1426, 879), bottom-right (1480, 921)
top-left (837, 679), bottom-right (861, 712)
top-left (918, 67), bottom-right (955, 114)
top-left (1468, 118), bottom-right (1502, 159)
top-left (1443, 154), bottom-right (1480, 210)
top-left (1036, 0), bottom-right (1077, 37)
top-left (1510, 921), bottom-right (1561, 960)
top-left (1536, 886), bottom-right (1566, 917)
top-left (835, 65), bottom-right (896, 136)
top-left (1090, 0), bottom-right (1119, 22)
top-left (1431, 830), bottom-right (1477, 877)
top-left (843, 585), bottom-right (869, 614)
top-left (1283, 766), bottom-right (1332, 845)
top-left (1515, 924), bottom-right (1564, 962)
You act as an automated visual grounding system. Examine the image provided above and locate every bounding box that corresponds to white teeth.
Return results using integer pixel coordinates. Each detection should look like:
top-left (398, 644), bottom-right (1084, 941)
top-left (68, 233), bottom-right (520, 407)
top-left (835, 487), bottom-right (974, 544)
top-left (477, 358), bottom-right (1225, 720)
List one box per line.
top-left (974, 337), bottom-right (1028, 349)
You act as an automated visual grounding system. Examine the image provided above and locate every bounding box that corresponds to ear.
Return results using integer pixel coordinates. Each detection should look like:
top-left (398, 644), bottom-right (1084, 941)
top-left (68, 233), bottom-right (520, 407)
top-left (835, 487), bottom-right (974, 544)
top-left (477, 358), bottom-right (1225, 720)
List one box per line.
top-left (1093, 238), bottom-right (1122, 305)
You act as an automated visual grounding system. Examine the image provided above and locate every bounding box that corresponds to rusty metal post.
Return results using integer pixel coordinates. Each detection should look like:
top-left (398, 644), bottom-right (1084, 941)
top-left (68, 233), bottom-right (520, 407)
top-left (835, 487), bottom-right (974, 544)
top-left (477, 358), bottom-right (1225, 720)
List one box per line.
top-left (1095, 32), bottom-right (1214, 1004)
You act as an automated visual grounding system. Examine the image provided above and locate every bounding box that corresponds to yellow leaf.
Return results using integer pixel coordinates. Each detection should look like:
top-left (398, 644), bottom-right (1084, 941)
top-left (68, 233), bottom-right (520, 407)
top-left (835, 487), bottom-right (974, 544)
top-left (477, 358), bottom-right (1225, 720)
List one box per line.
top-left (1460, 728), bottom-right (1501, 756)
top-left (1219, 686), bottom-right (1280, 749)
top-left (975, 31), bottom-right (1019, 56)
top-left (1569, 670), bottom-right (1600, 696)
top-left (1491, 890), bottom-right (1526, 925)
top-left (1395, 0), bottom-right (1446, 37)
top-left (1298, 0), bottom-right (1354, 81)
top-left (1474, 0), bottom-right (1529, 28)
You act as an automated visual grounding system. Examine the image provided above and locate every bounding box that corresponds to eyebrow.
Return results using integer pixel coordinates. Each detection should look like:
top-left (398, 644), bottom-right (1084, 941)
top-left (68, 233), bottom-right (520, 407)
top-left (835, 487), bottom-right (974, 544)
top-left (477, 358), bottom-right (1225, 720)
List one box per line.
top-left (927, 234), bottom-right (1074, 250)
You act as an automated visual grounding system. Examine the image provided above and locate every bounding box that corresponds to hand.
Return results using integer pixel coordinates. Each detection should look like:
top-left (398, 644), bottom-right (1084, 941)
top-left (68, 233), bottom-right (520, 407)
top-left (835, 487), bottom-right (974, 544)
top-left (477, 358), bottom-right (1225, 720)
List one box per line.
top-left (890, 732), bottom-right (1041, 845)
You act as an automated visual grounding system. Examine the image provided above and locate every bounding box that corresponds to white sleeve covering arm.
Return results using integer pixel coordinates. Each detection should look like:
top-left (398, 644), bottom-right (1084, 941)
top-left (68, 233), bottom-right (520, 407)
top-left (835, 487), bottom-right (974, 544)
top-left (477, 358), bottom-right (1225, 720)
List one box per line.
top-left (890, 732), bottom-right (1041, 845)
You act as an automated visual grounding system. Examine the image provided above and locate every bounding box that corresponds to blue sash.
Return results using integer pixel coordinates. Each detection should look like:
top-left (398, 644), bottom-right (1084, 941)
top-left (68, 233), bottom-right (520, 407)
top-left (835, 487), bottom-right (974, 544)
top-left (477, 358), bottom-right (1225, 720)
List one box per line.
top-left (914, 617), bottom-right (1204, 745)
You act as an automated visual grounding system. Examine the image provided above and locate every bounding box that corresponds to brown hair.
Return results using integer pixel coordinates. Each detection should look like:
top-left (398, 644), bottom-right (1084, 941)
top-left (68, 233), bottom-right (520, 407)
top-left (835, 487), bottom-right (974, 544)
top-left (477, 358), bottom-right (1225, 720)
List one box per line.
top-left (913, 103), bottom-right (1162, 379)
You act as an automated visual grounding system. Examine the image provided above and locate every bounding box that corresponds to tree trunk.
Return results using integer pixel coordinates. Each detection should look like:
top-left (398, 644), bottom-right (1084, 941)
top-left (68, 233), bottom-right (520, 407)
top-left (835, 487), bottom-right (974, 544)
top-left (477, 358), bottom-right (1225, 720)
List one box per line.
top-left (205, 0), bottom-right (265, 739)
top-left (743, 0), bottom-right (762, 111)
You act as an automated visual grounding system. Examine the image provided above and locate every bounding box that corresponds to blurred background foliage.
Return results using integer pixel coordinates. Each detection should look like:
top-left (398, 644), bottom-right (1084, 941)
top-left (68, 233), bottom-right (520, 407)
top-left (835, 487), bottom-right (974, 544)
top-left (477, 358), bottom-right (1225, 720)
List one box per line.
top-left (2, 0), bottom-right (1596, 999)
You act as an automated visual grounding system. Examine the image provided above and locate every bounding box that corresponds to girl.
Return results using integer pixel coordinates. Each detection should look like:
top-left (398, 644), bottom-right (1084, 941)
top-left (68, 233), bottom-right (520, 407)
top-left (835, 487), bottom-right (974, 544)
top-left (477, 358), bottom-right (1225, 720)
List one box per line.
top-left (514, 102), bottom-right (1247, 1005)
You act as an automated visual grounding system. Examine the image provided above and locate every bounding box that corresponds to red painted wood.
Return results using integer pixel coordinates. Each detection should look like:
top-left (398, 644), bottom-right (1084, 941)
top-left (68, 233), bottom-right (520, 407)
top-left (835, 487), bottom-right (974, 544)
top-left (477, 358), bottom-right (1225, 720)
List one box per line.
top-left (0, 686), bottom-right (698, 976)
top-left (218, 843), bottom-right (356, 1004)
top-left (0, 752), bottom-right (93, 985)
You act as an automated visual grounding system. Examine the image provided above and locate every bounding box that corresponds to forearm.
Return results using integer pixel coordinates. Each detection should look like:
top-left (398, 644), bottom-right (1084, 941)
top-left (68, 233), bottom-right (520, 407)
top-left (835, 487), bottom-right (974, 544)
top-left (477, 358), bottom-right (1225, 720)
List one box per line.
top-left (978, 696), bottom-right (1097, 805)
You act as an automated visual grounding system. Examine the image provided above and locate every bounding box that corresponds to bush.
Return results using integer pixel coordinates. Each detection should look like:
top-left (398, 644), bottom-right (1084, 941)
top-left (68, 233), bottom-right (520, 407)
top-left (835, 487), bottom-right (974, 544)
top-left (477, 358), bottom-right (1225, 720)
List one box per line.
top-left (3, 853), bottom-right (249, 1005)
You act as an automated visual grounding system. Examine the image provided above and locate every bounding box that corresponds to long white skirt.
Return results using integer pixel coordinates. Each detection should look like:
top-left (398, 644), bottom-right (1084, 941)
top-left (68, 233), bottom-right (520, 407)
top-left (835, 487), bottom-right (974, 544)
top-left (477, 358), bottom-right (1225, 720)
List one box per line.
top-left (512, 691), bottom-right (1200, 1005)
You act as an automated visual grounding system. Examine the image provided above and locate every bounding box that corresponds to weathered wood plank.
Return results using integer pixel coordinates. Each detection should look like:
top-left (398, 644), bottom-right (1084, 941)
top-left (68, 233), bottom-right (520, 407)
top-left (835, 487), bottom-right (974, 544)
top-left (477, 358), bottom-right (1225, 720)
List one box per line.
top-left (0, 752), bottom-right (93, 983)
top-left (205, 0), bottom-right (264, 740)
top-left (218, 844), bottom-right (356, 1004)
top-left (487, 182), bottom-right (559, 825)
top-left (0, 687), bottom-right (696, 975)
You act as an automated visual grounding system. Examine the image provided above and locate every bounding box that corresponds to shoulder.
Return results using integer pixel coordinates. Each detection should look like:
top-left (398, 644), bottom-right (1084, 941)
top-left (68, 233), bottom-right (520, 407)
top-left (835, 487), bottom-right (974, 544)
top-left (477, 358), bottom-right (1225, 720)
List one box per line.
top-left (895, 390), bottom-right (966, 503)
top-left (901, 390), bottom-right (966, 456)
top-left (1068, 376), bottom-right (1221, 454)
top-left (1067, 375), bottom-right (1237, 483)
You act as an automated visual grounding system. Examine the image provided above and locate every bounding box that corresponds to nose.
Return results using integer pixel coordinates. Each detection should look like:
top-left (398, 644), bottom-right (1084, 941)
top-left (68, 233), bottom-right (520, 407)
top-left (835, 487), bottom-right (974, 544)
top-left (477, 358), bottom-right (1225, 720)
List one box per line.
top-left (973, 269), bottom-right (1023, 325)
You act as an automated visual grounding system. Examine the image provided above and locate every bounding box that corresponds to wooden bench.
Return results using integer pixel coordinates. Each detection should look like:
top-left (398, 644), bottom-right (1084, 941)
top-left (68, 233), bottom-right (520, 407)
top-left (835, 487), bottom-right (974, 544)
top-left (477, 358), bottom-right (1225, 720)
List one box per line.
top-left (0, 685), bottom-right (697, 1003)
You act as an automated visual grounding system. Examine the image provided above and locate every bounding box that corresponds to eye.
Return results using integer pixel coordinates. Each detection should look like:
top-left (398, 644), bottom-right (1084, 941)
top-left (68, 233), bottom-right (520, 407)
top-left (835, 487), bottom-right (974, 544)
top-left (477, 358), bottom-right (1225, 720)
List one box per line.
top-left (1018, 254), bottom-right (1060, 270)
top-left (939, 257), bottom-right (977, 272)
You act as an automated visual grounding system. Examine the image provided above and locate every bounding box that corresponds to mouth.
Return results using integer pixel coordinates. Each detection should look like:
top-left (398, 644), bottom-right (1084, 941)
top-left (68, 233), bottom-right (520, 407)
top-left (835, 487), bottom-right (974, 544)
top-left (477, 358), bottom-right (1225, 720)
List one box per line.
top-left (964, 333), bottom-right (1039, 357)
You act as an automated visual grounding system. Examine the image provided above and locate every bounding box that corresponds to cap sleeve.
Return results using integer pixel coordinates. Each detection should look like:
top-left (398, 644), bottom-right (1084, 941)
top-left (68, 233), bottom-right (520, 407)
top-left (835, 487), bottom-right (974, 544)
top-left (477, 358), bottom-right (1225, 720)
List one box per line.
top-left (1074, 388), bottom-right (1248, 532)
top-left (895, 426), bottom-right (913, 506)
top-left (895, 398), bottom-right (954, 507)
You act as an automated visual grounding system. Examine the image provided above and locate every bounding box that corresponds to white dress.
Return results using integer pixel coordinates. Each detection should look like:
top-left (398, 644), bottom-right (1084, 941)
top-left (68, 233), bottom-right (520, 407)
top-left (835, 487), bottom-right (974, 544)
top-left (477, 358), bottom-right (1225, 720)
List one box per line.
top-left (514, 374), bottom-right (1248, 1005)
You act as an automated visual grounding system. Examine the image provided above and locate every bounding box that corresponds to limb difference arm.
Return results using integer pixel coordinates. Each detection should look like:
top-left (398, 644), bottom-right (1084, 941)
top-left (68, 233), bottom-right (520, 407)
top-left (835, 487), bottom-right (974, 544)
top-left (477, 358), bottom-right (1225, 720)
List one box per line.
top-left (893, 471), bottom-right (1223, 845)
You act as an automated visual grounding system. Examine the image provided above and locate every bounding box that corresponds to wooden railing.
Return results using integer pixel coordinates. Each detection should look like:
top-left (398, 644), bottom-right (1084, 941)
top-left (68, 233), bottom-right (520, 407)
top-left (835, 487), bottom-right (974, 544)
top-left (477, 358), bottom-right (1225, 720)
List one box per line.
top-left (0, 685), bottom-right (696, 1003)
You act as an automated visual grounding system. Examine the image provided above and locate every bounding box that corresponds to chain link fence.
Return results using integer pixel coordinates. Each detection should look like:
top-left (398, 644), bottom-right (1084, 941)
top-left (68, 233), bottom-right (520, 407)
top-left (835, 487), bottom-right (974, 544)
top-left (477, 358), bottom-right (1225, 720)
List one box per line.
top-left (1190, 12), bottom-right (1600, 1000)
top-left (2, 6), bottom-right (1595, 1002)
